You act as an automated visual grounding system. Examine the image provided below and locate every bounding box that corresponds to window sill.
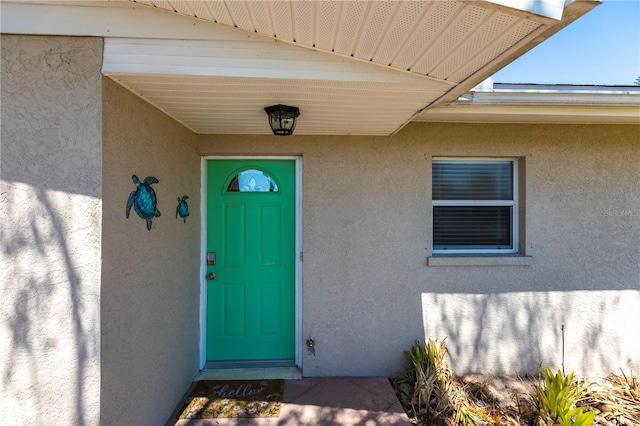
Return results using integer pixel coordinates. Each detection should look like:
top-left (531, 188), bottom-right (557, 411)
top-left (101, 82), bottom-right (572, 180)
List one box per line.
top-left (426, 254), bottom-right (533, 267)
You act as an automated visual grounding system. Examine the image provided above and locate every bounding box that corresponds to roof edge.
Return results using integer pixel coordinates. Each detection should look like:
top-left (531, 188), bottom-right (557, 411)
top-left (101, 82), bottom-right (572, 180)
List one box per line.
top-left (458, 83), bottom-right (640, 106)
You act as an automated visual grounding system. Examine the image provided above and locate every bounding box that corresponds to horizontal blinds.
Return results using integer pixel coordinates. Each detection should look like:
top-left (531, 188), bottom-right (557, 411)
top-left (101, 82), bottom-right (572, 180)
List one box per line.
top-left (432, 159), bottom-right (515, 251)
top-left (433, 206), bottom-right (512, 249)
top-left (433, 160), bottom-right (513, 201)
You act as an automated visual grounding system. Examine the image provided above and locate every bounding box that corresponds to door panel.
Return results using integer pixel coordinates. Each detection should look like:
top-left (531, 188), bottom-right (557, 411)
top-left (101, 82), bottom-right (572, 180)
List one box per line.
top-left (260, 204), bottom-right (281, 266)
top-left (206, 160), bottom-right (295, 362)
top-left (224, 203), bottom-right (246, 266)
top-left (223, 284), bottom-right (245, 337)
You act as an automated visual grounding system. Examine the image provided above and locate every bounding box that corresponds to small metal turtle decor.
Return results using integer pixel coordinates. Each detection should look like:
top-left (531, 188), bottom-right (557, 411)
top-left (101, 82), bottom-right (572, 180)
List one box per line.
top-left (176, 195), bottom-right (190, 223)
top-left (126, 175), bottom-right (161, 231)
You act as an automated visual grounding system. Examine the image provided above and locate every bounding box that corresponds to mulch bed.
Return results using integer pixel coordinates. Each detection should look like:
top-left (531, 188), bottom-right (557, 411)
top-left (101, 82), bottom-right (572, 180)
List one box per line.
top-left (392, 374), bottom-right (640, 426)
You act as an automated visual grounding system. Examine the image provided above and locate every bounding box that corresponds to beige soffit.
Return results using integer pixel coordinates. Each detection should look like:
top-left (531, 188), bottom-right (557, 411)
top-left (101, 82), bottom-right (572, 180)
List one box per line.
top-left (414, 83), bottom-right (640, 124)
top-left (1, 0), bottom-right (601, 135)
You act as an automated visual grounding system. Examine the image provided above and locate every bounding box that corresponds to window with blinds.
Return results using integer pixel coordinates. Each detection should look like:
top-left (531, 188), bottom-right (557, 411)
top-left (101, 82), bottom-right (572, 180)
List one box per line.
top-left (432, 159), bottom-right (517, 253)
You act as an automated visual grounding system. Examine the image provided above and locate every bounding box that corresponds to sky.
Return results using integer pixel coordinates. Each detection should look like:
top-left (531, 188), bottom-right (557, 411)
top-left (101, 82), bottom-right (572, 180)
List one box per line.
top-left (492, 0), bottom-right (640, 85)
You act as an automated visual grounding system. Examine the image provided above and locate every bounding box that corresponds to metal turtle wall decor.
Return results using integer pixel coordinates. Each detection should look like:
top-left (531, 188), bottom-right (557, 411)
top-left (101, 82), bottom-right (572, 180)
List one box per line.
top-left (126, 175), bottom-right (161, 231)
top-left (176, 195), bottom-right (190, 223)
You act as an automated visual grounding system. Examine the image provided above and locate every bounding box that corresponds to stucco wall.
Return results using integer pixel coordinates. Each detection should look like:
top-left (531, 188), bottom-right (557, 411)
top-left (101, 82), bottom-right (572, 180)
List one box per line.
top-left (101, 78), bottom-right (201, 425)
top-left (1, 36), bottom-right (103, 425)
top-left (197, 122), bottom-right (640, 377)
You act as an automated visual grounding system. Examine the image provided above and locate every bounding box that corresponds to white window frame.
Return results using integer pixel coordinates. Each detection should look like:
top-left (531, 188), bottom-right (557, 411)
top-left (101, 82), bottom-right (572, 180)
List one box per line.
top-left (432, 157), bottom-right (519, 255)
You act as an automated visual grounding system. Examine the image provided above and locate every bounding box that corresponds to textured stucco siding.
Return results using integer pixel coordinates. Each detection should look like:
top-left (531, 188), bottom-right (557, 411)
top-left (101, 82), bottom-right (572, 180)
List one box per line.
top-left (197, 122), bottom-right (640, 377)
top-left (2, 33), bottom-right (637, 424)
top-left (101, 78), bottom-right (201, 425)
top-left (0, 36), bottom-right (103, 425)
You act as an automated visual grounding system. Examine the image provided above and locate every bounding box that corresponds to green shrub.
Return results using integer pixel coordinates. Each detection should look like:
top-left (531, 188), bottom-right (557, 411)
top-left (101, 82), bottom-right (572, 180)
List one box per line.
top-left (535, 366), bottom-right (595, 426)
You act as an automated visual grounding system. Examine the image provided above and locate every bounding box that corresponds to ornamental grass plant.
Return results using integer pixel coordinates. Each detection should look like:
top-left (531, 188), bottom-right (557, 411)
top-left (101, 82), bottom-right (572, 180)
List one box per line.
top-left (394, 339), bottom-right (639, 426)
top-left (395, 339), bottom-right (488, 425)
top-left (579, 371), bottom-right (640, 426)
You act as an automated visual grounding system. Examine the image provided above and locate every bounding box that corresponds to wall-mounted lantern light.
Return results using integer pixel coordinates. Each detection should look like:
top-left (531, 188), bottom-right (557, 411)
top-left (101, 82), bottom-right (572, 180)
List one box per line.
top-left (264, 104), bottom-right (300, 136)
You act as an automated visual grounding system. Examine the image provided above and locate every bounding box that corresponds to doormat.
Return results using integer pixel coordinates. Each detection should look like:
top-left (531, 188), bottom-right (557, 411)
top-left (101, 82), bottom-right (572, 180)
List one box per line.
top-left (178, 379), bottom-right (284, 419)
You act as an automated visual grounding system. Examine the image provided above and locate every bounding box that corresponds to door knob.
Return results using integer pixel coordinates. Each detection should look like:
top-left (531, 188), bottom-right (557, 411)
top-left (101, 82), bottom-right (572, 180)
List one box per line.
top-left (206, 272), bottom-right (216, 280)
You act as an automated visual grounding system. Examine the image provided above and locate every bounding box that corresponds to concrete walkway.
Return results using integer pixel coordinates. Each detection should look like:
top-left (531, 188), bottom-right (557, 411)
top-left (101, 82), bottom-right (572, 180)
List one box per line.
top-left (169, 377), bottom-right (412, 426)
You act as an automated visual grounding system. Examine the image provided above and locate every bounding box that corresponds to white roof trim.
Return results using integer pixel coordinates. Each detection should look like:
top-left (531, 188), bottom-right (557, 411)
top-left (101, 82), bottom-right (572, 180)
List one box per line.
top-left (462, 83), bottom-right (640, 106)
top-left (102, 38), bottom-right (453, 86)
top-left (414, 83), bottom-right (640, 124)
top-left (485, 0), bottom-right (568, 20)
top-left (0, 1), bottom-right (261, 41)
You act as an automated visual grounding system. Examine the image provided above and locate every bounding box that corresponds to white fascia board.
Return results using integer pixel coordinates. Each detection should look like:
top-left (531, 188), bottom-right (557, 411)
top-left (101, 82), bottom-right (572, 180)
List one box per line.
top-left (489, 83), bottom-right (640, 94)
top-left (102, 38), bottom-right (453, 87)
top-left (3, 0), bottom-right (453, 88)
top-left (0, 1), bottom-right (257, 41)
top-left (461, 87), bottom-right (640, 106)
top-left (414, 105), bottom-right (640, 123)
top-left (484, 0), bottom-right (567, 20)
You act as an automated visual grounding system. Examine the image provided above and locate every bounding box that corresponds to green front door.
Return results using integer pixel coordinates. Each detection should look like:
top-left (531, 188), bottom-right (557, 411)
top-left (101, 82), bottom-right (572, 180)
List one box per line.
top-left (206, 160), bottom-right (296, 362)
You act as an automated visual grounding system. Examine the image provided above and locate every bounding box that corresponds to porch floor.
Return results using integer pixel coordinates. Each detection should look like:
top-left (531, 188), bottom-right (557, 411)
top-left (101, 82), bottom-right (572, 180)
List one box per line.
top-left (168, 376), bottom-right (412, 425)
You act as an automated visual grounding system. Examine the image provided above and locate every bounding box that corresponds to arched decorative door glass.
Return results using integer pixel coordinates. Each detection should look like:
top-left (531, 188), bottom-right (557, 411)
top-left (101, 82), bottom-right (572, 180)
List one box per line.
top-left (227, 169), bottom-right (279, 193)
